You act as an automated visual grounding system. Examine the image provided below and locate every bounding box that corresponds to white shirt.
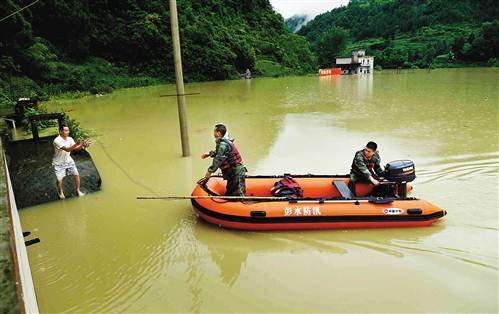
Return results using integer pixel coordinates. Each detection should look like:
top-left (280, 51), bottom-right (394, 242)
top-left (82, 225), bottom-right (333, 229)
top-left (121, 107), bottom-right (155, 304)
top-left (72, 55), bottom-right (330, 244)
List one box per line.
top-left (53, 135), bottom-right (75, 165)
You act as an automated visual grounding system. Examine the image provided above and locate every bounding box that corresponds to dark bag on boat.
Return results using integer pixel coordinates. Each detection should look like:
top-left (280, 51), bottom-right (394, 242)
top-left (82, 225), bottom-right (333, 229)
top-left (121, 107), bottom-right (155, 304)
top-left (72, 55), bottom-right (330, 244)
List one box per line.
top-left (270, 175), bottom-right (303, 198)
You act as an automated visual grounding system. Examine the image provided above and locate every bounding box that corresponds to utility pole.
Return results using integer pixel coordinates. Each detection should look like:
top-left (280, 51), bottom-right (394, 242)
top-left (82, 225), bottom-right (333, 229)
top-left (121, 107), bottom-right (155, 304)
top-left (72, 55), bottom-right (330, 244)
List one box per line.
top-left (169, 0), bottom-right (190, 157)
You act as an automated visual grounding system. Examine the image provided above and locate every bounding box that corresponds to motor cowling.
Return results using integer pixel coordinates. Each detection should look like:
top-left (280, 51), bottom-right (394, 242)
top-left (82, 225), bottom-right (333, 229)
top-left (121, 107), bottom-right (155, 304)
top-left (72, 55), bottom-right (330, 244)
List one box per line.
top-left (384, 160), bottom-right (416, 182)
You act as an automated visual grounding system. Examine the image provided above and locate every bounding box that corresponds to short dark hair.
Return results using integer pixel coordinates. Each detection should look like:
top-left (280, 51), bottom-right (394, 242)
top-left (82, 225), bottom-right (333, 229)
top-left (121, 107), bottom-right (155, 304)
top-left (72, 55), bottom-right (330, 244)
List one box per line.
top-left (59, 124), bottom-right (68, 131)
top-left (366, 141), bottom-right (377, 151)
top-left (214, 124), bottom-right (226, 136)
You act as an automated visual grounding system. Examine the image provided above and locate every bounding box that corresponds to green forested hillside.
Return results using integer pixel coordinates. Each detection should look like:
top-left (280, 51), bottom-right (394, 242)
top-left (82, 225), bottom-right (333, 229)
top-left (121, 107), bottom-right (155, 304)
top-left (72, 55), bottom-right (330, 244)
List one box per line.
top-left (0, 0), bottom-right (316, 106)
top-left (298, 0), bottom-right (499, 68)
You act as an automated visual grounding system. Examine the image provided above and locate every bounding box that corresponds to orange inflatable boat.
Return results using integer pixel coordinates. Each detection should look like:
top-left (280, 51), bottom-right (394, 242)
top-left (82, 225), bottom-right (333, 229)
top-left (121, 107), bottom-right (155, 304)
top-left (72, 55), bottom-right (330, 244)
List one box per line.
top-left (191, 173), bottom-right (446, 231)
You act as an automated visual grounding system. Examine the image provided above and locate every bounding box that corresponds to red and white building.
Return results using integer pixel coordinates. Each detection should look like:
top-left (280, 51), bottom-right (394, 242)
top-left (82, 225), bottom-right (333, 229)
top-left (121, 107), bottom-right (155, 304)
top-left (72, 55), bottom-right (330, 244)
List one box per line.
top-left (336, 50), bottom-right (374, 74)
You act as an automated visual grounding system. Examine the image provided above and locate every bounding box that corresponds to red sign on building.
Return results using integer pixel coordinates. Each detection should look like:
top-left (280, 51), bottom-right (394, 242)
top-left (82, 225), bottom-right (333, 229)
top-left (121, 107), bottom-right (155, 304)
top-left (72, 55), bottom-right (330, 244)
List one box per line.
top-left (319, 68), bottom-right (341, 76)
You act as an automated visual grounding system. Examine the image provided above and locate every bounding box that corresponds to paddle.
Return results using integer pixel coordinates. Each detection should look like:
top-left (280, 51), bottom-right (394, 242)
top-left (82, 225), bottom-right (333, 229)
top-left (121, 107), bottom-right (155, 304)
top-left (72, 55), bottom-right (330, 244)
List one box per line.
top-left (136, 195), bottom-right (289, 201)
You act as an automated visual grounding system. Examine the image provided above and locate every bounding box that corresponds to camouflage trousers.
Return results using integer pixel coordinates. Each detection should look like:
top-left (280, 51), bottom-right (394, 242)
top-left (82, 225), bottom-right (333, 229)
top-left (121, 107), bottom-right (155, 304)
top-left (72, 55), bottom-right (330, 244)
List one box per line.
top-left (222, 165), bottom-right (247, 196)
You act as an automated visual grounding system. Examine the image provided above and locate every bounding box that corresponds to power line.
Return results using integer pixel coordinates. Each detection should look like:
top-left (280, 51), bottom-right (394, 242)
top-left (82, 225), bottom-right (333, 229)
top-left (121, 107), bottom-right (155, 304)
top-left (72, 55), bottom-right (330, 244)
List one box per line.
top-left (0, 0), bottom-right (40, 23)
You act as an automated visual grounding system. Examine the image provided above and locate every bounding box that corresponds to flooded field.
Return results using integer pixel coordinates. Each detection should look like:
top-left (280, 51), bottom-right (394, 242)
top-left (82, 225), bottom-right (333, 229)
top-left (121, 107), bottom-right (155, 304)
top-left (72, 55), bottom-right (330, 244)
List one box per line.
top-left (19, 68), bottom-right (498, 312)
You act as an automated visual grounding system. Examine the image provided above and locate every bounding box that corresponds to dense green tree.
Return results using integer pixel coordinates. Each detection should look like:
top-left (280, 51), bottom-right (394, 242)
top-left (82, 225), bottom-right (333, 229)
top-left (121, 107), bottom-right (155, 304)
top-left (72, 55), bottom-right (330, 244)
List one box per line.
top-left (315, 27), bottom-right (349, 68)
top-left (464, 21), bottom-right (499, 61)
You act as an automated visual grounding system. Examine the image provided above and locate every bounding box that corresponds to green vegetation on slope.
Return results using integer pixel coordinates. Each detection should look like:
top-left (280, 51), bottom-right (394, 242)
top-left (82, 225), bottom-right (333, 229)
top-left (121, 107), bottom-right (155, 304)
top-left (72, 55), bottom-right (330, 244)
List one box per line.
top-left (0, 0), bottom-right (316, 107)
top-left (298, 0), bottom-right (499, 68)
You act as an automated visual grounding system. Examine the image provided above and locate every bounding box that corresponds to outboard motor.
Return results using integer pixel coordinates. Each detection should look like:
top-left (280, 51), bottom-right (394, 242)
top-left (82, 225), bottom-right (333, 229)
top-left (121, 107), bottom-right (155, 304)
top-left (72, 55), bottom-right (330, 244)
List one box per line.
top-left (384, 160), bottom-right (416, 182)
top-left (384, 160), bottom-right (416, 198)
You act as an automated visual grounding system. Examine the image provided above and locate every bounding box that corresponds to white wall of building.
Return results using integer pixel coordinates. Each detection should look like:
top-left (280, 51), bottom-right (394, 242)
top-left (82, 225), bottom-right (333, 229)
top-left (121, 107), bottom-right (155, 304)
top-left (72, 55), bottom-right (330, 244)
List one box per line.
top-left (359, 56), bottom-right (374, 74)
top-left (336, 57), bottom-right (353, 65)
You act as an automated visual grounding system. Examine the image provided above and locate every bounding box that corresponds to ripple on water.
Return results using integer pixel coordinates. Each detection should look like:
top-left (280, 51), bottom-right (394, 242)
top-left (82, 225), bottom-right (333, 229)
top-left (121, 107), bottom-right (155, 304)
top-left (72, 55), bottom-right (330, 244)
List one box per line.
top-left (417, 152), bottom-right (499, 183)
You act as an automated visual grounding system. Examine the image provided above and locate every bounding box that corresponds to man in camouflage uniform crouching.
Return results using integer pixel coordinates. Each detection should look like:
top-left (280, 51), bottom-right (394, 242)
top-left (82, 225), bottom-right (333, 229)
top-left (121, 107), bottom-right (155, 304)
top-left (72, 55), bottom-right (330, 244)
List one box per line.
top-left (349, 141), bottom-right (384, 195)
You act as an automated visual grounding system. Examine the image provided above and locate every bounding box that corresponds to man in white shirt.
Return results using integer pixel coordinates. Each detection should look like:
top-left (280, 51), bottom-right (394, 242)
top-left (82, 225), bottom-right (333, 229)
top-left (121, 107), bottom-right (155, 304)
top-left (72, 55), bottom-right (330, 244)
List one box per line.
top-left (53, 125), bottom-right (89, 199)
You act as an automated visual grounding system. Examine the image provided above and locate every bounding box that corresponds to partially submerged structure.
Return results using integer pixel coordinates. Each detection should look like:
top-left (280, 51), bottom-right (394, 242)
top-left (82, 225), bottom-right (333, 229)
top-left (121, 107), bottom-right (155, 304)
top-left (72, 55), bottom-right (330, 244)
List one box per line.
top-left (4, 137), bottom-right (101, 208)
top-left (336, 50), bottom-right (374, 74)
top-left (2, 107), bottom-right (102, 208)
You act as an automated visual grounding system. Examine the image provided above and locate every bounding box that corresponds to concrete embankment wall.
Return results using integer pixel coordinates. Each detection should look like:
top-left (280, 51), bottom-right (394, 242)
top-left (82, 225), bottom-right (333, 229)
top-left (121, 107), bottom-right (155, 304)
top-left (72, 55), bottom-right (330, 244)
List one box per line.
top-left (1, 119), bottom-right (40, 313)
top-left (0, 136), bottom-right (20, 312)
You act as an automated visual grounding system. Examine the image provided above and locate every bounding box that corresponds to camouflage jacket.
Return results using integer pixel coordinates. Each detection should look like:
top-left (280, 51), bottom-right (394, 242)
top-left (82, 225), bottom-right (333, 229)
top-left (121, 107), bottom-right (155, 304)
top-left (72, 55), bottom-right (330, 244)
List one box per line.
top-left (350, 150), bottom-right (383, 179)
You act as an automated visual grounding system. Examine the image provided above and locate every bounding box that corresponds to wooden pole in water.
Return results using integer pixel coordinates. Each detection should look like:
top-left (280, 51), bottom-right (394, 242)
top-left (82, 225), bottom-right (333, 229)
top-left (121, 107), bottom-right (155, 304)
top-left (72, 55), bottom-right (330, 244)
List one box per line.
top-left (169, 0), bottom-right (190, 157)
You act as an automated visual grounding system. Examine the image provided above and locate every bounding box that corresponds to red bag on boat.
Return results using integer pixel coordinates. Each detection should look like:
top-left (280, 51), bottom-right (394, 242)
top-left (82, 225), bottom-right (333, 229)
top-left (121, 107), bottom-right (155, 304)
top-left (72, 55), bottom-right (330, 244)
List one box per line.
top-left (270, 175), bottom-right (303, 198)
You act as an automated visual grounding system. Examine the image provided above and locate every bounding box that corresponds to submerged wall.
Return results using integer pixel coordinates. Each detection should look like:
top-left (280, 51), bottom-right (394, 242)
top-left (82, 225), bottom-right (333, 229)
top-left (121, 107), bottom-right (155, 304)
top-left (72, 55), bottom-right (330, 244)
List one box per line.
top-left (4, 137), bottom-right (102, 209)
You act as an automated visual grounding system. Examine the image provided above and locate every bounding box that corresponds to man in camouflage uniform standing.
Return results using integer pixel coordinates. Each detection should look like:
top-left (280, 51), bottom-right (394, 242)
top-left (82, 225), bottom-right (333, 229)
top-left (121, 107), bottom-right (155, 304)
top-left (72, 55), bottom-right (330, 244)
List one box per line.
top-left (349, 141), bottom-right (384, 195)
top-left (201, 124), bottom-right (247, 196)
